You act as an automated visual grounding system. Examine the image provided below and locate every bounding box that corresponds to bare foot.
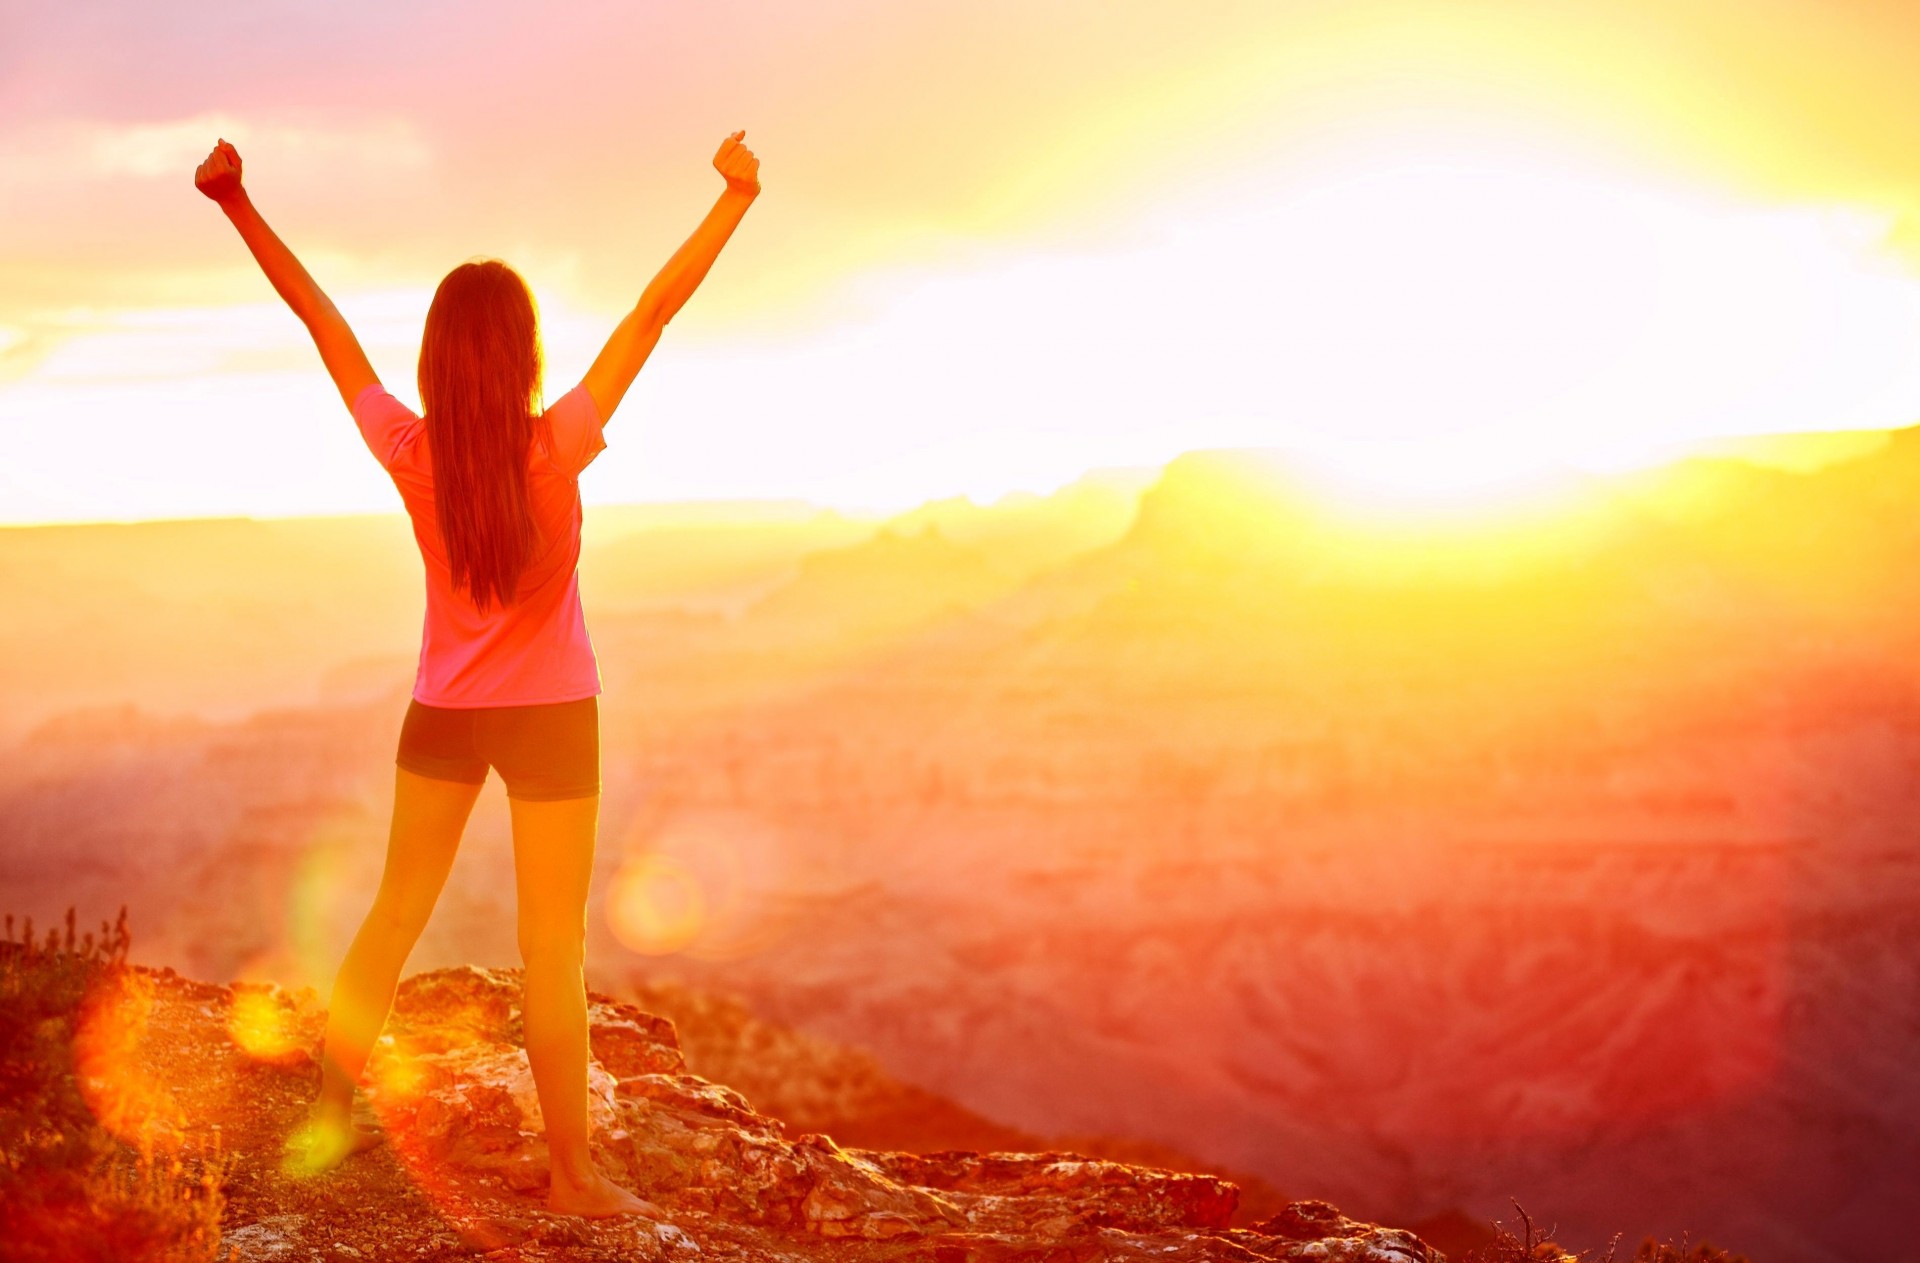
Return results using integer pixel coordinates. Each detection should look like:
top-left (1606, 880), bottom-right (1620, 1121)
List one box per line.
top-left (282, 1106), bottom-right (383, 1177)
top-left (547, 1170), bottom-right (664, 1219)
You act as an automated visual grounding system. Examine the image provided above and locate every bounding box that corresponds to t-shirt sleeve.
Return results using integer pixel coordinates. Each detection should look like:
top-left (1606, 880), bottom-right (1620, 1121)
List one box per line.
top-left (542, 384), bottom-right (609, 477)
top-left (351, 383), bottom-right (423, 470)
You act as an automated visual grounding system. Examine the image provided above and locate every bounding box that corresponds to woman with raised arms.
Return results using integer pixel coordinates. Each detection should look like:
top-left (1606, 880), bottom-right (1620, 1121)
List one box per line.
top-left (194, 128), bottom-right (761, 1218)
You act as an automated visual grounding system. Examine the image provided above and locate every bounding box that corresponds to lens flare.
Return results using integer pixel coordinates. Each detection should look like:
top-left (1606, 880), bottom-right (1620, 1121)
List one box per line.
top-left (605, 853), bottom-right (709, 955)
top-left (365, 1033), bottom-right (432, 1099)
top-left (288, 821), bottom-right (363, 990)
top-left (72, 968), bottom-right (184, 1149)
top-left (226, 984), bottom-right (307, 1063)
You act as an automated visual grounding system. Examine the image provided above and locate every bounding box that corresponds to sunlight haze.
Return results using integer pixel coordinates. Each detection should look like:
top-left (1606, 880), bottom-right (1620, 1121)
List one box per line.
top-left (6, 0), bottom-right (1920, 522)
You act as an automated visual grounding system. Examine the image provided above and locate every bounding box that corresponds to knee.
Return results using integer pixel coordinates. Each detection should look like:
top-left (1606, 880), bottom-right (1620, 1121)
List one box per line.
top-left (517, 918), bottom-right (585, 971)
top-left (364, 893), bottom-right (433, 948)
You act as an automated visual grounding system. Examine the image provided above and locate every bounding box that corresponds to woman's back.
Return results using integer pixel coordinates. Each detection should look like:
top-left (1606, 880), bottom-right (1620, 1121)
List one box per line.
top-left (352, 381), bottom-right (608, 708)
top-left (204, 130), bottom-right (760, 1212)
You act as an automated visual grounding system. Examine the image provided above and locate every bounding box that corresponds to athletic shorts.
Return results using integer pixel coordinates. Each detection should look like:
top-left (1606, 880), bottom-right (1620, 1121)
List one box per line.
top-left (395, 696), bottom-right (600, 801)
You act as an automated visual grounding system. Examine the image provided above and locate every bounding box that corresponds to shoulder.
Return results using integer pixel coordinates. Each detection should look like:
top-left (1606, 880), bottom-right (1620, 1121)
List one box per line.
top-left (353, 384), bottom-right (424, 470)
top-left (543, 383), bottom-right (602, 432)
top-left (353, 382), bottom-right (417, 424)
top-left (538, 384), bottom-right (608, 477)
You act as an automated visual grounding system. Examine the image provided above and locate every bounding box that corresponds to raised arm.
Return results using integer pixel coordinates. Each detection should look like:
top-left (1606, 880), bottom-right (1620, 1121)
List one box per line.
top-left (194, 139), bottom-right (378, 412)
top-left (583, 130), bottom-right (761, 424)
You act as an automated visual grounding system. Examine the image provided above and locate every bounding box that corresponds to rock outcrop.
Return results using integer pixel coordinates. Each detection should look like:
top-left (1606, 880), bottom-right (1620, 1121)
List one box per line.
top-left (206, 964), bottom-right (1444, 1261)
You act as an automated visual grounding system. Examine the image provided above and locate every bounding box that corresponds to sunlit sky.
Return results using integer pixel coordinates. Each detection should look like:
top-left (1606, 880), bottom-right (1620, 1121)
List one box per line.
top-left (5, 0), bottom-right (1920, 524)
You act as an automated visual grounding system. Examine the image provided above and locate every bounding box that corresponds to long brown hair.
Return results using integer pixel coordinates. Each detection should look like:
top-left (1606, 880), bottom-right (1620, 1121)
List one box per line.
top-left (418, 259), bottom-right (545, 613)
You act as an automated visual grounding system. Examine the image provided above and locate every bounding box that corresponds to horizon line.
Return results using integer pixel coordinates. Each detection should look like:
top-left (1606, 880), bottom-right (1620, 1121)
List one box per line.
top-left (0, 426), bottom-right (1900, 533)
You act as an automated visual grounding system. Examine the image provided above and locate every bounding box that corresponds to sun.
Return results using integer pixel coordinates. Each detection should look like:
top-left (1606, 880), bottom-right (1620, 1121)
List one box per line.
top-left (1159, 134), bottom-right (1920, 512)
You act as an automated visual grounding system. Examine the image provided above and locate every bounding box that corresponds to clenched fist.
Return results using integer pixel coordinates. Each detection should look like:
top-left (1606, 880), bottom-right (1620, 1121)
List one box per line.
top-left (194, 139), bottom-right (245, 205)
top-left (714, 130), bottom-right (760, 197)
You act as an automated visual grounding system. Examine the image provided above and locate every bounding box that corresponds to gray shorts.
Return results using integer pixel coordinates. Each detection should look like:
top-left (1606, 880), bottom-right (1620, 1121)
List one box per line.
top-left (396, 696), bottom-right (600, 801)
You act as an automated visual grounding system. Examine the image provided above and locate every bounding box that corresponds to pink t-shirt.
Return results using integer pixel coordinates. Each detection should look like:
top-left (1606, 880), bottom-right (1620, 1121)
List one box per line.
top-left (352, 381), bottom-right (606, 709)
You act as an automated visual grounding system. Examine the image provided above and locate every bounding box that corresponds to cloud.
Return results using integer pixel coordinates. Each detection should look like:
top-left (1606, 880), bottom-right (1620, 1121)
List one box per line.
top-left (0, 112), bottom-right (433, 187)
top-left (15, 289), bottom-right (441, 386)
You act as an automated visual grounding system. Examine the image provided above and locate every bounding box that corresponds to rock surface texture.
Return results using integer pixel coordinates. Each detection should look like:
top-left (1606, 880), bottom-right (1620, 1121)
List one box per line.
top-left (189, 964), bottom-right (1446, 1261)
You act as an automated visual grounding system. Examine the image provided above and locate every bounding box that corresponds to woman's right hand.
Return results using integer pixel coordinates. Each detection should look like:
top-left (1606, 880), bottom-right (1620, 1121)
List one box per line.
top-left (714, 130), bottom-right (760, 197)
top-left (194, 138), bottom-right (246, 205)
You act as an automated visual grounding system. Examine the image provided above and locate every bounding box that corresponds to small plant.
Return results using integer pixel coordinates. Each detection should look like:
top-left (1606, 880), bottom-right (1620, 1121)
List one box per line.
top-left (1462, 1201), bottom-right (1601, 1262)
top-left (0, 907), bottom-right (227, 1262)
top-left (0, 907), bottom-right (132, 1170)
top-left (1631, 1236), bottom-right (1749, 1263)
top-left (1462, 1201), bottom-right (1748, 1263)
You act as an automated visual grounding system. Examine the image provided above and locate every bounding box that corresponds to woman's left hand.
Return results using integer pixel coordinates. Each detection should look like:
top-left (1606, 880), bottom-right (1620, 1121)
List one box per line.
top-left (194, 139), bottom-right (245, 205)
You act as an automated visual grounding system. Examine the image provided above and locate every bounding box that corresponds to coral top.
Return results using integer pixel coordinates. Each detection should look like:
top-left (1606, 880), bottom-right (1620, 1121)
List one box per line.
top-left (352, 381), bottom-right (606, 709)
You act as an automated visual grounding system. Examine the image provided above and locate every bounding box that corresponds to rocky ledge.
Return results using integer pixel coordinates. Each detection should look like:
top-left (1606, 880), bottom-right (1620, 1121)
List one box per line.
top-left (176, 964), bottom-right (1443, 1261)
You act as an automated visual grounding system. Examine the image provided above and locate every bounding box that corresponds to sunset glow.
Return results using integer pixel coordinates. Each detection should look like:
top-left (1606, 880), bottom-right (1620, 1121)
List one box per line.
top-left (7, 1), bottom-right (1920, 523)
top-left (11, 7), bottom-right (1920, 1256)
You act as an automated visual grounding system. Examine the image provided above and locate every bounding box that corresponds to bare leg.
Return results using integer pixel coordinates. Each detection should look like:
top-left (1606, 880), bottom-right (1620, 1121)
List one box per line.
top-left (289, 767), bottom-right (480, 1174)
top-left (509, 791), bottom-right (658, 1217)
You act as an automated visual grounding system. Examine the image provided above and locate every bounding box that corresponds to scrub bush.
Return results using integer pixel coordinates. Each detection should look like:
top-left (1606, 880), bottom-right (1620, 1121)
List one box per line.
top-left (0, 908), bottom-right (226, 1263)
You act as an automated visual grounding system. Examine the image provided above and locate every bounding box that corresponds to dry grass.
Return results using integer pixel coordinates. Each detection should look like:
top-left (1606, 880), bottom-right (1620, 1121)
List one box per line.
top-left (1461, 1201), bottom-right (1751, 1263)
top-left (0, 908), bottom-right (227, 1263)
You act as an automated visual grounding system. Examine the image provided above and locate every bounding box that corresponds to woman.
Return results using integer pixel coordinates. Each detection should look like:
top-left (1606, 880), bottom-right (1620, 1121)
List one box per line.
top-left (194, 130), bottom-right (761, 1218)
